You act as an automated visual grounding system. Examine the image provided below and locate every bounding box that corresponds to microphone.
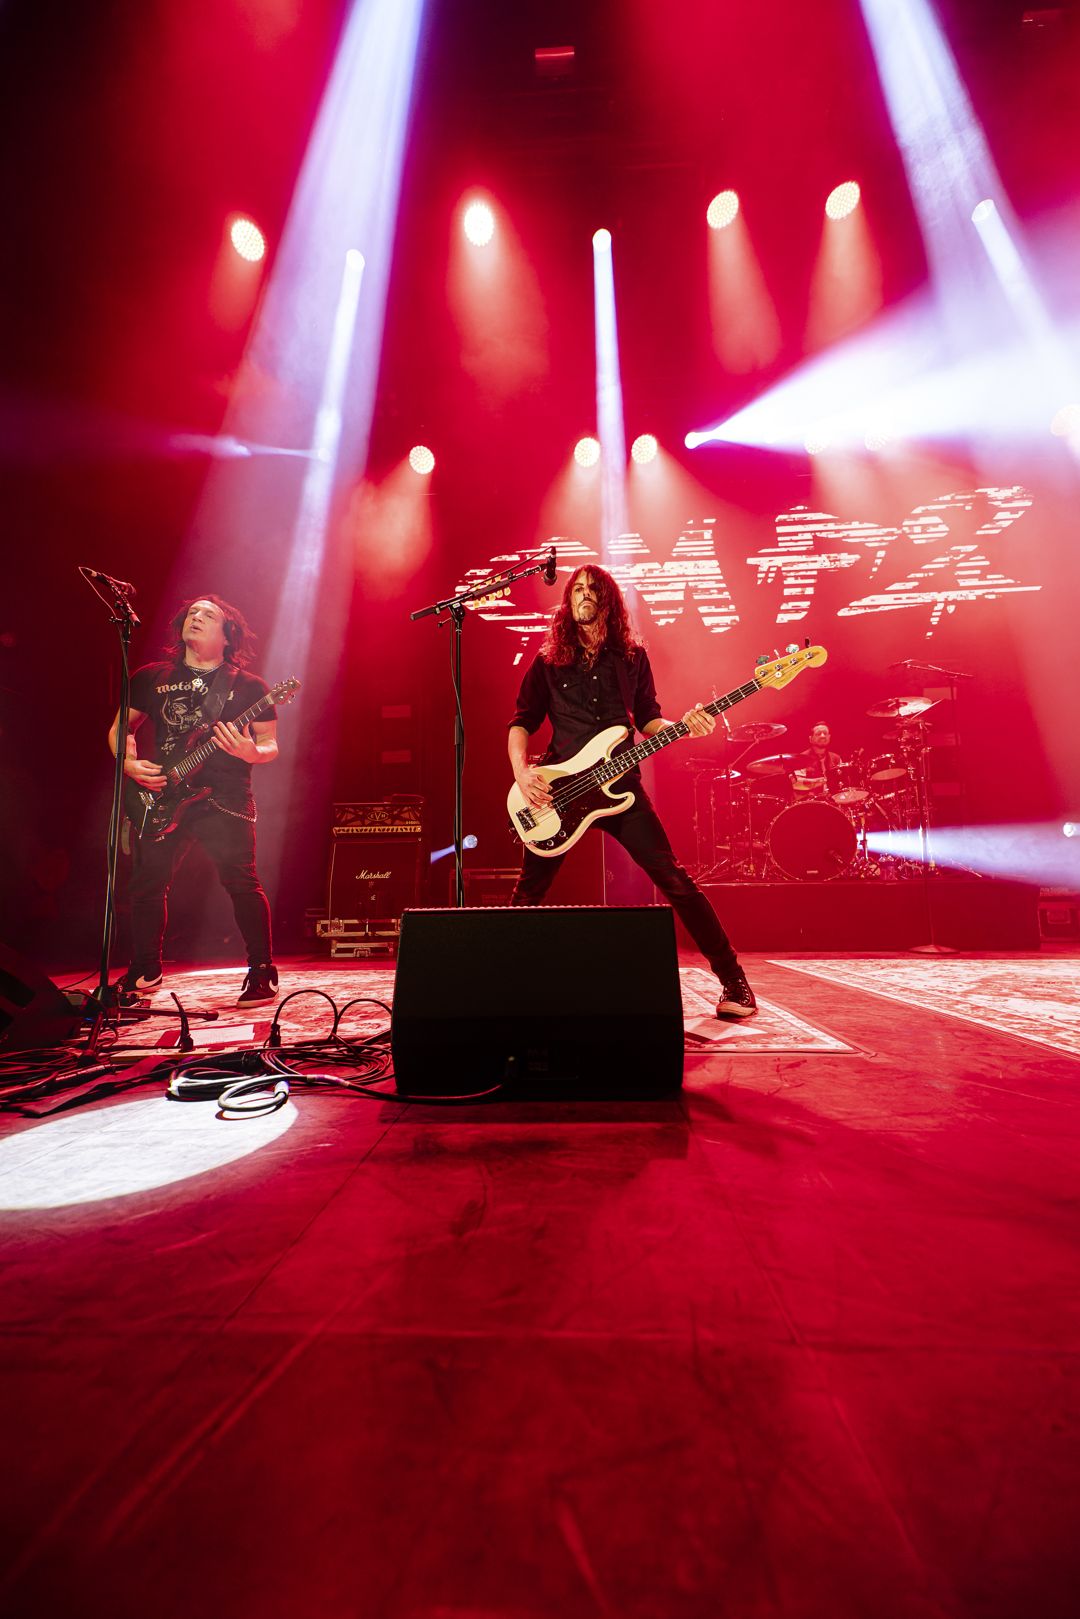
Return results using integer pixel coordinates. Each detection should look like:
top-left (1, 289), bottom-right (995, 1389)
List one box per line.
top-left (79, 566), bottom-right (136, 598)
top-left (542, 546), bottom-right (557, 586)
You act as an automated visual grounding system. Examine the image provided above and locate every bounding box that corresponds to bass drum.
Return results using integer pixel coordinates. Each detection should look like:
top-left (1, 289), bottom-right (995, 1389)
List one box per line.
top-left (768, 800), bottom-right (857, 881)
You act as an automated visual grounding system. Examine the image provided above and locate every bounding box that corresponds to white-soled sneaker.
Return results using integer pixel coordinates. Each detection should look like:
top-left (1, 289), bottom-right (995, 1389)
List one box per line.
top-left (237, 964), bottom-right (279, 1007)
top-left (715, 967), bottom-right (758, 1020)
top-left (116, 966), bottom-right (163, 996)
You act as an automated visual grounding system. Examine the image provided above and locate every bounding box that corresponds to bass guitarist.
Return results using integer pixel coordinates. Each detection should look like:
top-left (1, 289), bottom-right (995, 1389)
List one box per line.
top-left (107, 594), bottom-right (279, 1006)
top-left (508, 565), bottom-right (756, 1019)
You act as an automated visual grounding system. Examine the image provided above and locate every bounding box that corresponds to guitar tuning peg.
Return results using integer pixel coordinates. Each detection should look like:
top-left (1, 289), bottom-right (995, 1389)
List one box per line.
top-left (755, 653), bottom-right (771, 667)
top-left (785, 643), bottom-right (800, 655)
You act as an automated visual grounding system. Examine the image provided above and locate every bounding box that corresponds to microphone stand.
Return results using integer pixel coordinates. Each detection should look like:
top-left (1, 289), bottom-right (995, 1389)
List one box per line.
top-left (411, 550), bottom-right (557, 909)
top-left (82, 575), bottom-right (141, 1055)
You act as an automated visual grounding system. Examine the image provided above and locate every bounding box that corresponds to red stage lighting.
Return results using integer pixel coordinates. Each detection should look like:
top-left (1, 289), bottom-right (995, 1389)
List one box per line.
top-left (463, 201), bottom-right (495, 247)
top-left (574, 436), bottom-right (601, 467)
top-left (706, 191), bottom-right (740, 231)
top-left (825, 182), bottom-right (861, 221)
top-left (631, 434), bottom-right (658, 465)
top-left (409, 445), bottom-right (435, 475)
top-left (230, 216), bottom-right (266, 262)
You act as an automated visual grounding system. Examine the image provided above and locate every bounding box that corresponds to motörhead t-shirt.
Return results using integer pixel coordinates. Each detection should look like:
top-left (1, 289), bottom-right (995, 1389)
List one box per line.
top-left (129, 661), bottom-right (276, 807)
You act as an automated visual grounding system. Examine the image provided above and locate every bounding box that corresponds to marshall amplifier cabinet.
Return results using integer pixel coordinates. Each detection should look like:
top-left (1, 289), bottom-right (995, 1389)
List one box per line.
top-left (325, 799), bottom-right (423, 942)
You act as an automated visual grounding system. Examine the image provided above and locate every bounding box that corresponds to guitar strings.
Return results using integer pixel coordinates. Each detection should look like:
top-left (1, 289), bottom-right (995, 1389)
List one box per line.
top-left (537, 678), bottom-right (765, 814)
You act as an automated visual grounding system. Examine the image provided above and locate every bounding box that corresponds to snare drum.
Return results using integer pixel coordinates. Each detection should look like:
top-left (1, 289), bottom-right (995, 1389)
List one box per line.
top-left (830, 760), bottom-right (868, 806)
top-left (768, 799), bottom-right (857, 881)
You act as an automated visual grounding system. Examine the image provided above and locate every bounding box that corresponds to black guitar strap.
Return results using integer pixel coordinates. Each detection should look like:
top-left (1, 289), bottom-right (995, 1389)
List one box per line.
top-left (200, 664), bottom-right (235, 727)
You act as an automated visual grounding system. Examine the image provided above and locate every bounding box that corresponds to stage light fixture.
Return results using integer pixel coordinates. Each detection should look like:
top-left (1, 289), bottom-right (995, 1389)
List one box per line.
top-left (864, 425), bottom-right (894, 452)
top-left (1064, 822), bottom-right (1078, 839)
top-left (803, 429), bottom-right (832, 456)
top-left (574, 436), bottom-right (601, 467)
top-left (1050, 404), bottom-right (1080, 438)
top-left (463, 201), bottom-right (495, 247)
top-left (631, 433), bottom-right (658, 465)
top-left (230, 216), bottom-right (266, 262)
top-left (971, 199), bottom-right (995, 224)
top-left (592, 228), bottom-right (612, 250)
top-left (409, 444), bottom-right (435, 475)
top-left (825, 182), bottom-right (861, 221)
top-left (706, 190), bottom-right (740, 231)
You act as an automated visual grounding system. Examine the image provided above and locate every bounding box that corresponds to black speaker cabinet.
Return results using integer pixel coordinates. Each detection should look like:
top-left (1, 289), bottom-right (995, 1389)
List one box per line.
top-left (328, 836), bottom-right (421, 924)
top-left (0, 943), bottom-right (83, 1054)
top-left (391, 906), bottom-right (684, 1098)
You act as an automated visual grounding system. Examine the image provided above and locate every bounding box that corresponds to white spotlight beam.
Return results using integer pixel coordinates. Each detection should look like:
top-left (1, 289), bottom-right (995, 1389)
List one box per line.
top-left (592, 229), bottom-right (628, 557)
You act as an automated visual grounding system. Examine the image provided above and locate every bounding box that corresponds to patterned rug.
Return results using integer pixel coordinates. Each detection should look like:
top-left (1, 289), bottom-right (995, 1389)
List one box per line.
top-left (105, 962), bottom-right (854, 1057)
top-left (775, 957), bottom-right (1080, 1059)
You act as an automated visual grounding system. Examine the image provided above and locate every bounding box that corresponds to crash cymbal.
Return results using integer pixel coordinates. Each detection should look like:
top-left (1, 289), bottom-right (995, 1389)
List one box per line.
top-left (746, 753), bottom-right (795, 778)
top-left (866, 695), bottom-right (938, 720)
top-left (728, 720), bottom-right (787, 743)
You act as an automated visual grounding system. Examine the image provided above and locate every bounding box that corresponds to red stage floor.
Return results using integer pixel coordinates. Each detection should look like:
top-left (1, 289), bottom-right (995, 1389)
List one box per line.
top-left (2, 951), bottom-right (1078, 1618)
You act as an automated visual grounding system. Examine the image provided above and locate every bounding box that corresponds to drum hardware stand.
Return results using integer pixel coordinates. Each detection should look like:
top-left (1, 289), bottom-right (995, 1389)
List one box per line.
top-left (411, 547), bottom-right (557, 908)
top-left (906, 724), bottom-right (951, 953)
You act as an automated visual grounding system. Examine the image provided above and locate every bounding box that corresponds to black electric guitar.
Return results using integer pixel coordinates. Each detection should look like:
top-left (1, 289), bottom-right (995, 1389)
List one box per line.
top-left (124, 675), bottom-right (301, 841)
top-left (507, 645), bottom-right (826, 855)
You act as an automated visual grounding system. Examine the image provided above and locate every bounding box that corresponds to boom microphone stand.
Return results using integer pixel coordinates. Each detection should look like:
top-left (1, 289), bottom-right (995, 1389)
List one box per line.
top-left (411, 547), bottom-right (559, 908)
top-left (80, 568), bottom-right (141, 1054)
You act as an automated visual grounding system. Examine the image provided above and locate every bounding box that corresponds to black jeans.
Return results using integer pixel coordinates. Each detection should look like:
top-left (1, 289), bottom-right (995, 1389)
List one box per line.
top-left (511, 783), bottom-right (739, 977)
top-left (128, 799), bottom-right (272, 971)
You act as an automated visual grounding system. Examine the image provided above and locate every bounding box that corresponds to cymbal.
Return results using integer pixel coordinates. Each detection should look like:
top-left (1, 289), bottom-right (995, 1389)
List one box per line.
top-left (684, 762), bottom-right (743, 781)
top-left (746, 753), bottom-right (795, 778)
top-left (866, 695), bottom-right (938, 720)
top-left (728, 720), bottom-right (787, 743)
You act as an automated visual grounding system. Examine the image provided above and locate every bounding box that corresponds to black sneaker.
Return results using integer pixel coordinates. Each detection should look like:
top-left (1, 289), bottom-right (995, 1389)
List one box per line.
top-left (237, 963), bottom-right (279, 1007)
top-left (113, 965), bottom-right (164, 1002)
top-left (715, 966), bottom-right (757, 1020)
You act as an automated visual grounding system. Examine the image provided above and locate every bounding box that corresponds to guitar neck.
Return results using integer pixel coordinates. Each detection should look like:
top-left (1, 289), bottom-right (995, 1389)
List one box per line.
top-left (170, 691), bottom-right (274, 780)
top-left (616, 676), bottom-right (764, 771)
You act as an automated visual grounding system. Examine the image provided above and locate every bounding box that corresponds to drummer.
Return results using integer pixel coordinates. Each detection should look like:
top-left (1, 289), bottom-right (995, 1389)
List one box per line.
top-left (790, 722), bottom-right (844, 796)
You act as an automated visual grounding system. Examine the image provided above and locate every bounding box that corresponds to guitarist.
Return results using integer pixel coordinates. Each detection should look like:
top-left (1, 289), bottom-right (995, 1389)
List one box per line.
top-left (107, 594), bottom-right (279, 1006)
top-left (508, 565), bottom-right (756, 1019)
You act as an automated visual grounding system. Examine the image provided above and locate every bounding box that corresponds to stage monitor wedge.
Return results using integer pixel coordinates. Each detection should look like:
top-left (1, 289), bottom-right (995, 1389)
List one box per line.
top-left (0, 943), bottom-right (83, 1054)
top-left (392, 905), bottom-right (684, 1098)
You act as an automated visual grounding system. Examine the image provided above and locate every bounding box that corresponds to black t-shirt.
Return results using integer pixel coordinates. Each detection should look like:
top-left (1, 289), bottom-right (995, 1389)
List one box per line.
top-left (509, 645), bottom-right (663, 766)
top-left (129, 661), bottom-right (276, 805)
top-left (791, 747), bottom-right (843, 789)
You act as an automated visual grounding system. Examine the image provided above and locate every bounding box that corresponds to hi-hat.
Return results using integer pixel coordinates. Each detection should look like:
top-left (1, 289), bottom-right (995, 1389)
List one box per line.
top-left (866, 695), bottom-right (938, 720)
top-left (746, 753), bottom-right (795, 778)
top-left (684, 761), bottom-right (742, 781)
top-left (728, 720), bottom-right (787, 743)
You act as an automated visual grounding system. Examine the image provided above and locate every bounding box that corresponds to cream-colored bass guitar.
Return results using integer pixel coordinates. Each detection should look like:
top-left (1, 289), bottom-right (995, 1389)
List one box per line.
top-left (507, 643), bottom-right (827, 857)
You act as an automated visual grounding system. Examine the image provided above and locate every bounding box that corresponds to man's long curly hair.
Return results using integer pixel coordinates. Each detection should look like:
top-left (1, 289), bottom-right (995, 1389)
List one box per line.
top-left (164, 594), bottom-right (256, 669)
top-left (540, 564), bottom-right (642, 667)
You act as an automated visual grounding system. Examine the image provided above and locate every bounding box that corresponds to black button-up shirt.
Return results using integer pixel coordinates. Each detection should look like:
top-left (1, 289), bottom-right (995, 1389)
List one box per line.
top-left (509, 646), bottom-right (663, 765)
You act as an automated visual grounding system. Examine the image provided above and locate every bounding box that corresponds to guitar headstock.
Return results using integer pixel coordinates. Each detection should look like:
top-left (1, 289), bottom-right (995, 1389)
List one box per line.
top-left (754, 644), bottom-right (828, 690)
top-left (269, 676), bottom-right (302, 705)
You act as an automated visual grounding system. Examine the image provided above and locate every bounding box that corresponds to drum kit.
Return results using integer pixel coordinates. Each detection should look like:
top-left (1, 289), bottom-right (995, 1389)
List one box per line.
top-left (690, 696), bottom-right (939, 882)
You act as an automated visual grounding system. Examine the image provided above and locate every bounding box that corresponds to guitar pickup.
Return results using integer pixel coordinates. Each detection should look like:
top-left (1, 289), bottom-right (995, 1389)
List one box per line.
top-left (517, 808), bottom-right (536, 830)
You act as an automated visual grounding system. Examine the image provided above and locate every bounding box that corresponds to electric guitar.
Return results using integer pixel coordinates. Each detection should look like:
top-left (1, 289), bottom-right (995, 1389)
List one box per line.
top-left (507, 645), bottom-right (826, 856)
top-left (124, 676), bottom-right (301, 841)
